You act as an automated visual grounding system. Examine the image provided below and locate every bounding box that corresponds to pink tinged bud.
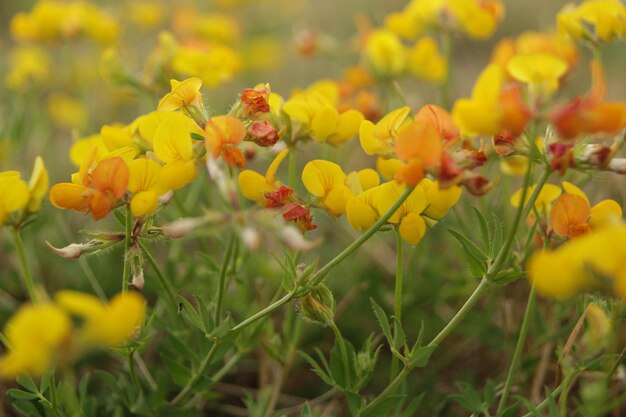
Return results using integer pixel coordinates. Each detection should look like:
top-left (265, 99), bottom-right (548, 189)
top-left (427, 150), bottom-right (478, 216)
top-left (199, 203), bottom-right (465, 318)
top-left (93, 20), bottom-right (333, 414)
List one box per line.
top-left (248, 121), bottom-right (279, 147)
top-left (159, 190), bottom-right (174, 205)
top-left (280, 226), bottom-right (323, 251)
top-left (131, 268), bottom-right (144, 291)
top-left (162, 217), bottom-right (206, 238)
top-left (609, 158), bottom-right (626, 174)
top-left (581, 144), bottom-right (613, 168)
top-left (240, 227), bottom-right (261, 251)
top-left (45, 241), bottom-right (87, 259)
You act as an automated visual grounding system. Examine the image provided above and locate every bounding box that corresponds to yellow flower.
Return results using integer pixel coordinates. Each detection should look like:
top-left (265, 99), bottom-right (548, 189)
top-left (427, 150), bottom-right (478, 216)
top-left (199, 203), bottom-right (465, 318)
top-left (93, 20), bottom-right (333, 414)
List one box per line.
top-left (346, 187), bottom-right (381, 231)
top-left (27, 156), bottom-right (49, 213)
top-left (364, 29), bottom-right (407, 78)
top-left (528, 225), bottom-right (626, 298)
top-left (238, 149), bottom-right (289, 206)
top-left (359, 107), bottom-right (411, 156)
top-left (301, 160), bottom-right (353, 216)
top-left (127, 159), bottom-right (163, 217)
top-left (507, 53), bottom-right (568, 96)
top-left (510, 183), bottom-right (561, 213)
top-left (127, 1), bottom-right (165, 30)
top-left (0, 160), bottom-right (46, 226)
top-left (170, 43), bottom-right (241, 88)
top-left (560, 181), bottom-right (622, 232)
top-left (418, 178), bottom-right (462, 220)
top-left (557, 0), bottom-right (626, 42)
top-left (5, 47), bottom-right (50, 90)
top-left (157, 78), bottom-right (204, 112)
top-left (376, 157), bottom-right (406, 180)
top-left (64, 291), bottom-right (146, 347)
top-left (0, 303), bottom-right (71, 378)
top-left (373, 181), bottom-right (429, 244)
top-left (46, 93), bottom-right (88, 130)
top-left (282, 91), bottom-right (363, 145)
top-left (407, 36), bottom-right (447, 84)
top-left (152, 113), bottom-right (201, 191)
top-left (446, 0), bottom-right (504, 40)
top-left (452, 64), bottom-right (504, 136)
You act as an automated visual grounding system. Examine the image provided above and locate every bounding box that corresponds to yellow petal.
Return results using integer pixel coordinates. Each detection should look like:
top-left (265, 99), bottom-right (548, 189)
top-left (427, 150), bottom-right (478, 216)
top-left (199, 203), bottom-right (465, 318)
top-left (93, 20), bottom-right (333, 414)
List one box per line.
top-left (301, 160), bottom-right (347, 198)
top-left (128, 159), bottom-right (162, 193)
top-left (327, 109), bottom-right (364, 145)
top-left (27, 156), bottom-right (49, 212)
top-left (238, 170), bottom-right (273, 205)
top-left (562, 181), bottom-right (589, 205)
top-left (376, 157), bottom-right (405, 180)
top-left (82, 292), bottom-right (145, 347)
top-left (346, 193), bottom-right (379, 230)
top-left (310, 105), bottom-right (339, 142)
top-left (55, 290), bottom-right (105, 319)
top-left (357, 169), bottom-right (380, 191)
top-left (324, 184), bottom-right (353, 216)
top-left (159, 159), bottom-right (197, 191)
top-left (399, 212), bottom-right (426, 244)
top-left (589, 199), bottom-right (623, 230)
top-left (130, 189), bottom-right (159, 217)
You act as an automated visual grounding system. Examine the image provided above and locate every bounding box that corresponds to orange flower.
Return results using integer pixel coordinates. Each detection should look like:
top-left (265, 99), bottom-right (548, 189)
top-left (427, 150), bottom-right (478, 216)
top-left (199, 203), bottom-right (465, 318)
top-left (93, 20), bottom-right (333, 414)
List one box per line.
top-left (204, 115), bottom-right (246, 168)
top-left (551, 60), bottom-right (626, 139)
top-left (550, 194), bottom-right (591, 238)
top-left (50, 157), bottom-right (129, 220)
top-left (393, 114), bottom-right (443, 186)
top-left (414, 104), bottom-right (460, 144)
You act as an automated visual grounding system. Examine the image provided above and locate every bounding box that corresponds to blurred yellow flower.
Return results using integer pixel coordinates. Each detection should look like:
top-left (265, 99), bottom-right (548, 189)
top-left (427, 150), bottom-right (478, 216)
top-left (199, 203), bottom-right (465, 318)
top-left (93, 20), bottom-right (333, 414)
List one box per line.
top-left (359, 106), bottom-right (411, 156)
top-left (364, 30), bottom-right (407, 78)
top-left (5, 47), bottom-right (50, 90)
top-left (407, 36), bottom-right (447, 84)
top-left (46, 93), bottom-right (88, 130)
top-left (507, 53), bottom-right (568, 96)
top-left (0, 172), bottom-right (30, 226)
top-left (557, 0), bottom-right (626, 42)
top-left (158, 78), bottom-right (204, 112)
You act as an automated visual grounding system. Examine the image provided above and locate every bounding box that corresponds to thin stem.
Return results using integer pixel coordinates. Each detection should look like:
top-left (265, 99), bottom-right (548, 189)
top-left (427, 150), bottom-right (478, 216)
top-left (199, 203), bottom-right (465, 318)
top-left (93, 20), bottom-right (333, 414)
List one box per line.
top-left (231, 291), bottom-right (296, 333)
top-left (288, 148), bottom-right (297, 190)
top-left (497, 284), bottom-right (537, 413)
top-left (520, 384), bottom-right (564, 417)
top-left (11, 227), bottom-right (39, 302)
top-left (121, 204), bottom-right (133, 294)
top-left (390, 227), bottom-right (403, 381)
top-left (428, 277), bottom-right (491, 347)
top-left (128, 349), bottom-right (142, 393)
top-left (216, 233), bottom-right (236, 326)
top-left (138, 240), bottom-right (177, 310)
top-left (440, 30), bottom-right (453, 109)
top-left (361, 366), bottom-right (412, 415)
top-left (311, 186), bottom-right (414, 286)
top-left (170, 342), bottom-right (220, 405)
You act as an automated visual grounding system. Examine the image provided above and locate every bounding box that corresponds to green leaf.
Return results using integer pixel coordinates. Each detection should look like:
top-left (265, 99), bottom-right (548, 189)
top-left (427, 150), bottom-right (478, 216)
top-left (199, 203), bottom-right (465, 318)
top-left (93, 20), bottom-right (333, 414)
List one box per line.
top-left (490, 213), bottom-right (504, 260)
top-left (370, 298), bottom-right (393, 347)
top-left (408, 346), bottom-right (436, 368)
top-left (210, 315), bottom-right (234, 339)
top-left (450, 381), bottom-right (483, 413)
top-left (391, 316), bottom-right (407, 354)
top-left (492, 268), bottom-right (525, 285)
top-left (16, 375), bottom-right (38, 393)
top-left (190, 132), bottom-right (205, 141)
top-left (300, 351), bottom-right (335, 387)
top-left (10, 400), bottom-right (42, 417)
top-left (95, 371), bottom-right (127, 403)
top-left (177, 296), bottom-right (206, 333)
top-left (7, 389), bottom-right (39, 401)
top-left (198, 253), bottom-right (220, 272)
top-left (300, 402), bottom-right (313, 417)
top-left (484, 379), bottom-right (496, 406)
top-left (472, 206), bottom-right (491, 251)
top-left (398, 394), bottom-right (424, 417)
top-left (345, 392), bottom-right (363, 416)
top-left (449, 229), bottom-right (488, 276)
top-left (160, 352), bottom-right (192, 387)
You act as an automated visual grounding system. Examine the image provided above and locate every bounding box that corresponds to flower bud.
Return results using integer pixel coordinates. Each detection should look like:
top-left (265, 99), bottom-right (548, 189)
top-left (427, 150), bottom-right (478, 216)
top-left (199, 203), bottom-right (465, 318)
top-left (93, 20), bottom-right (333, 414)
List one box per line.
top-left (296, 284), bottom-right (335, 325)
top-left (280, 225), bottom-right (322, 251)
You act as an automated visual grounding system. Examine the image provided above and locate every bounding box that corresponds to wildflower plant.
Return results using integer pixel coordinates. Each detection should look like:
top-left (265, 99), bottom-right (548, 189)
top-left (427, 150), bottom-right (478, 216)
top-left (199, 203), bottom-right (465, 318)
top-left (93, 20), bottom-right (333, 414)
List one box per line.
top-left (2, 0), bottom-right (626, 416)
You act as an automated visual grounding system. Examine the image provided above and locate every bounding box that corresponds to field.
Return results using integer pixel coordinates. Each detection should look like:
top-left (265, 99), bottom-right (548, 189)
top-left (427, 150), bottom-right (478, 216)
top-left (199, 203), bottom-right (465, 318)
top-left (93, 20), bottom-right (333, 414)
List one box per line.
top-left (2, 1), bottom-right (626, 416)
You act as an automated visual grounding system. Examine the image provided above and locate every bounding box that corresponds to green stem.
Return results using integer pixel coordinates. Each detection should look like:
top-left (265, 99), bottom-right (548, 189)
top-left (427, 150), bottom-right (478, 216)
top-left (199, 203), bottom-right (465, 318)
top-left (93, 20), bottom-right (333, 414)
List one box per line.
top-left (11, 227), bottom-right (39, 302)
top-left (121, 204), bottom-right (133, 294)
top-left (311, 186), bottom-right (415, 286)
top-left (390, 227), bottom-right (403, 381)
top-left (128, 349), bottom-right (141, 393)
top-left (440, 31), bottom-right (453, 109)
top-left (231, 290), bottom-right (296, 333)
top-left (361, 366), bottom-right (412, 415)
top-left (520, 384), bottom-right (563, 417)
top-left (288, 147), bottom-right (297, 190)
top-left (138, 240), bottom-right (177, 310)
top-left (428, 277), bottom-right (491, 347)
top-left (215, 233), bottom-right (236, 326)
top-left (497, 285), bottom-right (537, 413)
top-left (170, 342), bottom-right (220, 405)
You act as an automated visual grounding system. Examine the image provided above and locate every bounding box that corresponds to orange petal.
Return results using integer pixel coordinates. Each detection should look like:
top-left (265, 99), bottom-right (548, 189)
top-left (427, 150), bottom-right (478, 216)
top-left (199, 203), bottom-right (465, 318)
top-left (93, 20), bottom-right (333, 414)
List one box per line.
top-left (90, 157), bottom-right (129, 198)
top-left (89, 190), bottom-right (116, 220)
top-left (395, 121), bottom-right (442, 169)
top-left (204, 116), bottom-right (246, 157)
top-left (393, 160), bottom-right (424, 186)
top-left (49, 183), bottom-right (92, 212)
top-left (414, 104), bottom-right (459, 143)
top-left (550, 194), bottom-right (591, 238)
